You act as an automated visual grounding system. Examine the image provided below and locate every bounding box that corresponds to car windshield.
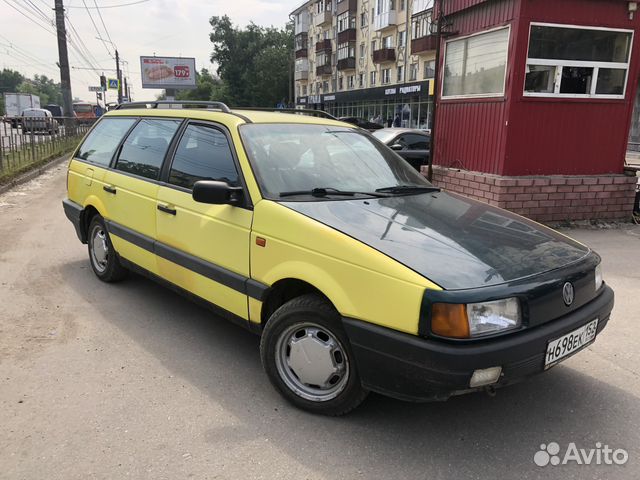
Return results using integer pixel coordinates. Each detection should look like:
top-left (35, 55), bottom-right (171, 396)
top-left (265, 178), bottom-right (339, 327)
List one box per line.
top-left (371, 129), bottom-right (399, 144)
top-left (240, 123), bottom-right (432, 199)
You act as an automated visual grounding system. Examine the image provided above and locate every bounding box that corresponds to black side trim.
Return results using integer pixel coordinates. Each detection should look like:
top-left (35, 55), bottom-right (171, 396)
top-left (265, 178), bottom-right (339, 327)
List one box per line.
top-left (106, 220), bottom-right (154, 252)
top-left (62, 199), bottom-right (87, 243)
top-left (118, 256), bottom-right (262, 335)
top-left (104, 219), bottom-right (270, 301)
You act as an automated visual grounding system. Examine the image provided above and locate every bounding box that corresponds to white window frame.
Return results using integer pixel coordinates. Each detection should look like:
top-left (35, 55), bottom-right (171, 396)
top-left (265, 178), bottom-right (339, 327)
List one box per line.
top-left (441, 25), bottom-right (511, 100)
top-left (523, 22), bottom-right (634, 100)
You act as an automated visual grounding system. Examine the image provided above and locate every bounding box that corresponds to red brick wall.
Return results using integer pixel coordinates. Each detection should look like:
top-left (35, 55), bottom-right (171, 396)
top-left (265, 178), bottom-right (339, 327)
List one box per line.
top-left (425, 166), bottom-right (638, 223)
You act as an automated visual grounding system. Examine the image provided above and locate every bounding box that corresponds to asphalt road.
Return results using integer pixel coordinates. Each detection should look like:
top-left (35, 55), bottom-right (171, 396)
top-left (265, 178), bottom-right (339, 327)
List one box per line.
top-left (1, 162), bottom-right (639, 480)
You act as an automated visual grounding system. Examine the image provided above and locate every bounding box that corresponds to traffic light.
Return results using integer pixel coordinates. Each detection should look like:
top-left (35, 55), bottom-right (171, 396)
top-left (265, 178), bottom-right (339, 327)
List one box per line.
top-left (100, 75), bottom-right (107, 91)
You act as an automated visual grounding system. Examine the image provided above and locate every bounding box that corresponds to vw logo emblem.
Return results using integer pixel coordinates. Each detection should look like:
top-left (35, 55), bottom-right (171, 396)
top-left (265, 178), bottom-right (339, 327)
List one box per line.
top-left (562, 282), bottom-right (574, 306)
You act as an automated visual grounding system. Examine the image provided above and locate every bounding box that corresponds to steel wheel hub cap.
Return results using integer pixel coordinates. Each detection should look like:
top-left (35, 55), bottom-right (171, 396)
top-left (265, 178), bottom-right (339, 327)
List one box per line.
top-left (91, 227), bottom-right (109, 272)
top-left (276, 323), bottom-right (349, 402)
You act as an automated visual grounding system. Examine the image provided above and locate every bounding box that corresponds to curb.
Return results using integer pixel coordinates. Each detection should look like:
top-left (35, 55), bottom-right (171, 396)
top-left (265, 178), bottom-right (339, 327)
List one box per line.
top-left (0, 154), bottom-right (70, 196)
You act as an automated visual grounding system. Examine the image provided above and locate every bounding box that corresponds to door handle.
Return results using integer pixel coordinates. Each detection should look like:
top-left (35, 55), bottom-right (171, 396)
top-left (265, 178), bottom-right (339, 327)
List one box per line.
top-left (157, 204), bottom-right (176, 215)
top-left (103, 185), bottom-right (116, 194)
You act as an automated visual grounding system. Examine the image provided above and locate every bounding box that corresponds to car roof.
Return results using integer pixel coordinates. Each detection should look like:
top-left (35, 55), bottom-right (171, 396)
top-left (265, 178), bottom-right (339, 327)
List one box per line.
top-left (104, 107), bottom-right (353, 128)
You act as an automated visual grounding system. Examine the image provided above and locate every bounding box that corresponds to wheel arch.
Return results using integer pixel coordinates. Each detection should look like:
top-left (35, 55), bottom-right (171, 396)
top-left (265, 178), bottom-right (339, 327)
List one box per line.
top-left (260, 278), bottom-right (335, 327)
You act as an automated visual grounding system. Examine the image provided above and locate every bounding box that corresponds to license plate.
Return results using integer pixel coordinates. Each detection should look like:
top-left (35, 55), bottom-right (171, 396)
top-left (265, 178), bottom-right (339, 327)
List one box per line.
top-left (545, 319), bottom-right (599, 368)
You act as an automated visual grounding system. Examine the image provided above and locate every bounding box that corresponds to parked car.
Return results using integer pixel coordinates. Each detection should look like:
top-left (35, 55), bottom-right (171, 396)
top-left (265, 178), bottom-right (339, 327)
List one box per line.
top-left (338, 116), bottom-right (384, 131)
top-left (21, 108), bottom-right (59, 134)
top-left (373, 128), bottom-right (430, 171)
top-left (63, 102), bottom-right (614, 415)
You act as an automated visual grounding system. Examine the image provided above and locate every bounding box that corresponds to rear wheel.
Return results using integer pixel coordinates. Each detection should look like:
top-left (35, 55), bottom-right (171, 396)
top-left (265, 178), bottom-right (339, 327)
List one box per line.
top-left (87, 215), bottom-right (128, 282)
top-left (260, 294), bottom-right (368, 416)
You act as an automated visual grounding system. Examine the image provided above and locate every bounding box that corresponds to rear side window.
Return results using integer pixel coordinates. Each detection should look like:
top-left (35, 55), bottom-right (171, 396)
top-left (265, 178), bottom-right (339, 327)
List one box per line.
top-left (398, 134), bottom-right (429, 150)
top-left (76, 117), bottom-right (136, 166)
top-left (115, 119), bottom-right (181, 180)
top-left (168, 124), bottom-right (239, 189)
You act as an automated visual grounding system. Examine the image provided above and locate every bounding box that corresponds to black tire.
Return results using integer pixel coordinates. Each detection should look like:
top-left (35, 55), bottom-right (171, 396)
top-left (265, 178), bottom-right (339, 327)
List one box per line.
top-left (87, 215), bottom-right (128, 282)
top-left (260, 294), bottom-right (368, 416)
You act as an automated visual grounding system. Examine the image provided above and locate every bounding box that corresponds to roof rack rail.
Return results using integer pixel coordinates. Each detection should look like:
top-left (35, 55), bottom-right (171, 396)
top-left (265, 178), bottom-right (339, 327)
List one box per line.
top-left (235, 107), bottom-right (337, 120)
top-left (115, 101), bottom-right (231, 113)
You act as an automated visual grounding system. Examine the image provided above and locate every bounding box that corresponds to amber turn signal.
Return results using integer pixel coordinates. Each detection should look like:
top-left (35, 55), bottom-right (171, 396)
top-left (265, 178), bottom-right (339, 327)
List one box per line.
top-left (431, 303), bottom-right (470, 339)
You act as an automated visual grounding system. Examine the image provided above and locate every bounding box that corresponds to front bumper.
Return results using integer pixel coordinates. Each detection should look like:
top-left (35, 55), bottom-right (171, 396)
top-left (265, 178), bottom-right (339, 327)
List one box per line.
top-left (343, 285), bottom-right (614, 402)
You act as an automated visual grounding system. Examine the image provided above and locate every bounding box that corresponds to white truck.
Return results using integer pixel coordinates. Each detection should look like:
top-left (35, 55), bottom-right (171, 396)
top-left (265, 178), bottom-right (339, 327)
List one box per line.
top-left (3, 93), bottom-right (41, 128)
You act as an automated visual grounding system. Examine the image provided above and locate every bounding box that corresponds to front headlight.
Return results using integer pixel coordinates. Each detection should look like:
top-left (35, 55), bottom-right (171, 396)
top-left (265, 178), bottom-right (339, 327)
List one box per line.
top-left (431, 298), bottom-right (521, 339)
top-left (467, 298), bottom-right (521, 337)
top-left (595, 264), bottom-right (603, 291)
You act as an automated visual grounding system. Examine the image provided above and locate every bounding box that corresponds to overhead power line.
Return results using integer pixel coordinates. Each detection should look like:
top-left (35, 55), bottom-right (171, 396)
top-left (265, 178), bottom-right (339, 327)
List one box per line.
top-left (93, 0), bottom-right (115, 48)
top-left (66, 0), bottom-right (152, 8)
top-left (81, 0), bottom-right (113, 58)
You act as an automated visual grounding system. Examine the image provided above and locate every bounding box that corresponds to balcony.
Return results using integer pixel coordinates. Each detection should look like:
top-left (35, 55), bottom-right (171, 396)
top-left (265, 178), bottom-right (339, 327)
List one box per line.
top-left (337, 28), bottom-right (356, 44)
top-left (337, 57), bottom-right (356, 70)
top-left (374, 10), bottom-right (397, 30)
top-left (315, 39), bottom-right (332, 53)
top-left (372, 48), bottom-right (396, 63)
top-left (336, 0), bottom-right (357, 14)
top-left (411, 0), bottom-right (434, 16)
top-left (295, 70), bottom-right (309, 81)
top-left (316, 63), bottom-right (332, 76)
top-left (295, 48), bottom-right (308, 59)
top-left (313, 10), bottom-right (332, 27)
top-left (410, 35), bottom-right (437, 54)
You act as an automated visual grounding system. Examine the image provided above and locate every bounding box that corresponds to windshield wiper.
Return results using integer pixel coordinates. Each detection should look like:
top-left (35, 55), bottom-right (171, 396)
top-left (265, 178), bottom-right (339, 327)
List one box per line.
top-left (279, 187), bottom-right (388, 198)
top-left (375, 185), bottom-right (441, 194)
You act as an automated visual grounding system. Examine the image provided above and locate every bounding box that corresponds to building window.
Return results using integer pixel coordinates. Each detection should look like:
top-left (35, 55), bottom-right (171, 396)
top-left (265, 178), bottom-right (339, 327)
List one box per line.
top-left (382, 68), bottom-right (391, 84)
top-left (400, 0), bottom-right (405, 10)
top-left (337, 12), bottom-right (355, 32)
top-left (302, 85), bottom-right (307, 95)
top-left (524, 23), bottom-right (632, 99)
top-left (323, 81), bottom-right (329, 92)
top-left (348, 75), bottom-right (355, 89)
top-left (409, 63), bottom-right (418, 81)
top-left (443, 27), bottom-right (510, 98)
top-left (397, 65), bottom-right (404, 82)
top-left (338, 43), bottom-right (355, 60)
top-left (398, 30), bottom-right (406, 48)
top-left (424, 59), bottom-right (435, 79)
top-left (383, 35), bottom-right (393, 49)
top-left (371, 40), bottom-right (377, 52)
top-left (371, 70), bottom-right (377, 86)
top-left (359, 73), bottom-right (366, 87)
top-left (360, 43), bottom-right (365, 58)
top-left (338, 76), bottom-right (344, 90)
top-left (360, 12), bottom-right (366, 27)
top-left (412, 12), bottom-right (431, 39)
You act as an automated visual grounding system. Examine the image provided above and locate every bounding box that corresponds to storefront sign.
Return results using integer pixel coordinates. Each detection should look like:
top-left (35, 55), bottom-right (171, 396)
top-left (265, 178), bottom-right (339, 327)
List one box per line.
top-left (323, 94), bottom-right (336, 101)
top-left (296, 80), bottom-right (433, 106)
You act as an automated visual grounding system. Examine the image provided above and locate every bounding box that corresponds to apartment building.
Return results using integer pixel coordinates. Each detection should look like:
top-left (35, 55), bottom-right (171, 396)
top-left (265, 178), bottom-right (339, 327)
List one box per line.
top-left (291, 0), bottom-right (436, 128)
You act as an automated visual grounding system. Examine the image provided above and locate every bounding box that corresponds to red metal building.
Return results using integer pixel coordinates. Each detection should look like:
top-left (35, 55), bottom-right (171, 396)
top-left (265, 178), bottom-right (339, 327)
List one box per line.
top-left (428, 0), bottom-right (639, 221)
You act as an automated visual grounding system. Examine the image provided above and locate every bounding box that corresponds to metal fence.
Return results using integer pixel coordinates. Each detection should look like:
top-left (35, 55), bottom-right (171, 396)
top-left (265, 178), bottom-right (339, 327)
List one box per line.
top-left (0, 117), bottom-right (95, 179)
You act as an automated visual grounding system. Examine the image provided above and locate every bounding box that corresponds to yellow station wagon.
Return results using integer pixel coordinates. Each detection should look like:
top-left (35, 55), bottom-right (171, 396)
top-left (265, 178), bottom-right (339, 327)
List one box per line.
top-left (63, 101), bottom-right (614, 415)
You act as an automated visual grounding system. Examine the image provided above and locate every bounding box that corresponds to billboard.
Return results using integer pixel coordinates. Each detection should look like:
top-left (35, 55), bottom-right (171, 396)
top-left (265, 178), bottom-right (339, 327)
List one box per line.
top-left (140, 56), bottom-right (197, 89)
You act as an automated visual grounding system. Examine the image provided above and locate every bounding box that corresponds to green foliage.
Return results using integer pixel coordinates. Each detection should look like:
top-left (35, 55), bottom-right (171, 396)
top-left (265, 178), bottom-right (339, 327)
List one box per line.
top-left (0, 69), bottom-right (63, 115)
top-left (209, 16), bottom-right (293, 107)
top-left (175, 68), bottom-right (231, 103)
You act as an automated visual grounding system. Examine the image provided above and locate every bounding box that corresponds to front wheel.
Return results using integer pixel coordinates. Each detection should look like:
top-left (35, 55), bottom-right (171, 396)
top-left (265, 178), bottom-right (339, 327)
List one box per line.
top-left (87, 215), bottom-right (128, 282)
top-left (260, 294), bottom-right (368, 416)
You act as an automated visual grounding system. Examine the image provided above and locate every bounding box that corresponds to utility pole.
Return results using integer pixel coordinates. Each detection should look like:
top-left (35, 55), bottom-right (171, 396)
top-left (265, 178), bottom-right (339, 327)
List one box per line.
top-left (123, 77), bottom-right (128, 101)
top-left (427, 0), bottom-right (444, 182)
top-left (54, 0), bottom-right (73, 118)
top-left (115, 49), bottom-right (122, 104)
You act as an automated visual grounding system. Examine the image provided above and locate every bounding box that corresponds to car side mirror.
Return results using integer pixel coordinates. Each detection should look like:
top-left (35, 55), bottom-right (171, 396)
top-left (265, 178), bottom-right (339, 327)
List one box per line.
top-left (390, 143), bottom-right (404, 151)
top-left (192, 180), bottom-right (243, 206)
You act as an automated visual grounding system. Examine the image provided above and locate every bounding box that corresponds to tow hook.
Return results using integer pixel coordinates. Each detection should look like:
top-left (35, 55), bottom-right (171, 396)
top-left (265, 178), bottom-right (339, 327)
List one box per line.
top-left (485, 385), bottom-right (497, 397)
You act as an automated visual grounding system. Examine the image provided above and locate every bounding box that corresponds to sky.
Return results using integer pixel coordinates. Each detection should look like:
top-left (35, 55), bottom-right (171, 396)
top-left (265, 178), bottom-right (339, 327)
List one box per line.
top-left (0, 0), bottom-right (302, 102)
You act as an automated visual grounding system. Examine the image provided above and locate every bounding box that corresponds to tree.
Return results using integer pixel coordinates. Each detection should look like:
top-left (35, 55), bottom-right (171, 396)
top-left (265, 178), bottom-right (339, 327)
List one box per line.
top-left (18, 74), bottom-right (63, 106)
top-left (0, 68), bottom-right (25, 114)
top-left (176, 68), bottom-right (230, 103)
top-left (209, 16), bottom-right (293, 107)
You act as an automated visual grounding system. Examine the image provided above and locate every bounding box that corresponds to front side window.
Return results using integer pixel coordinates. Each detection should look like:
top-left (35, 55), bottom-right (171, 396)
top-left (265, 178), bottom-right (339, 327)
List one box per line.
top-left (524, 24), bottom-right (632, 98)
top-left (443, 27), bottom-right (509, 98)
top-left (115, 119), bottom-right (181, 180)
top-left (76, 117), bottom-right (136, 166)
top-left (239, 124), bottom-right (431, 199)
top-left (169, 124), bottom-right (239, 189)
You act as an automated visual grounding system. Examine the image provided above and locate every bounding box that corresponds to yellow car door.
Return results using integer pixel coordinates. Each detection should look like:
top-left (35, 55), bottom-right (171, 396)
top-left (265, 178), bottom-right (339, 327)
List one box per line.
top-left (102, 118), bottom-right (182, 274)
top-left (155, 122), bottom-right (252, 319)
